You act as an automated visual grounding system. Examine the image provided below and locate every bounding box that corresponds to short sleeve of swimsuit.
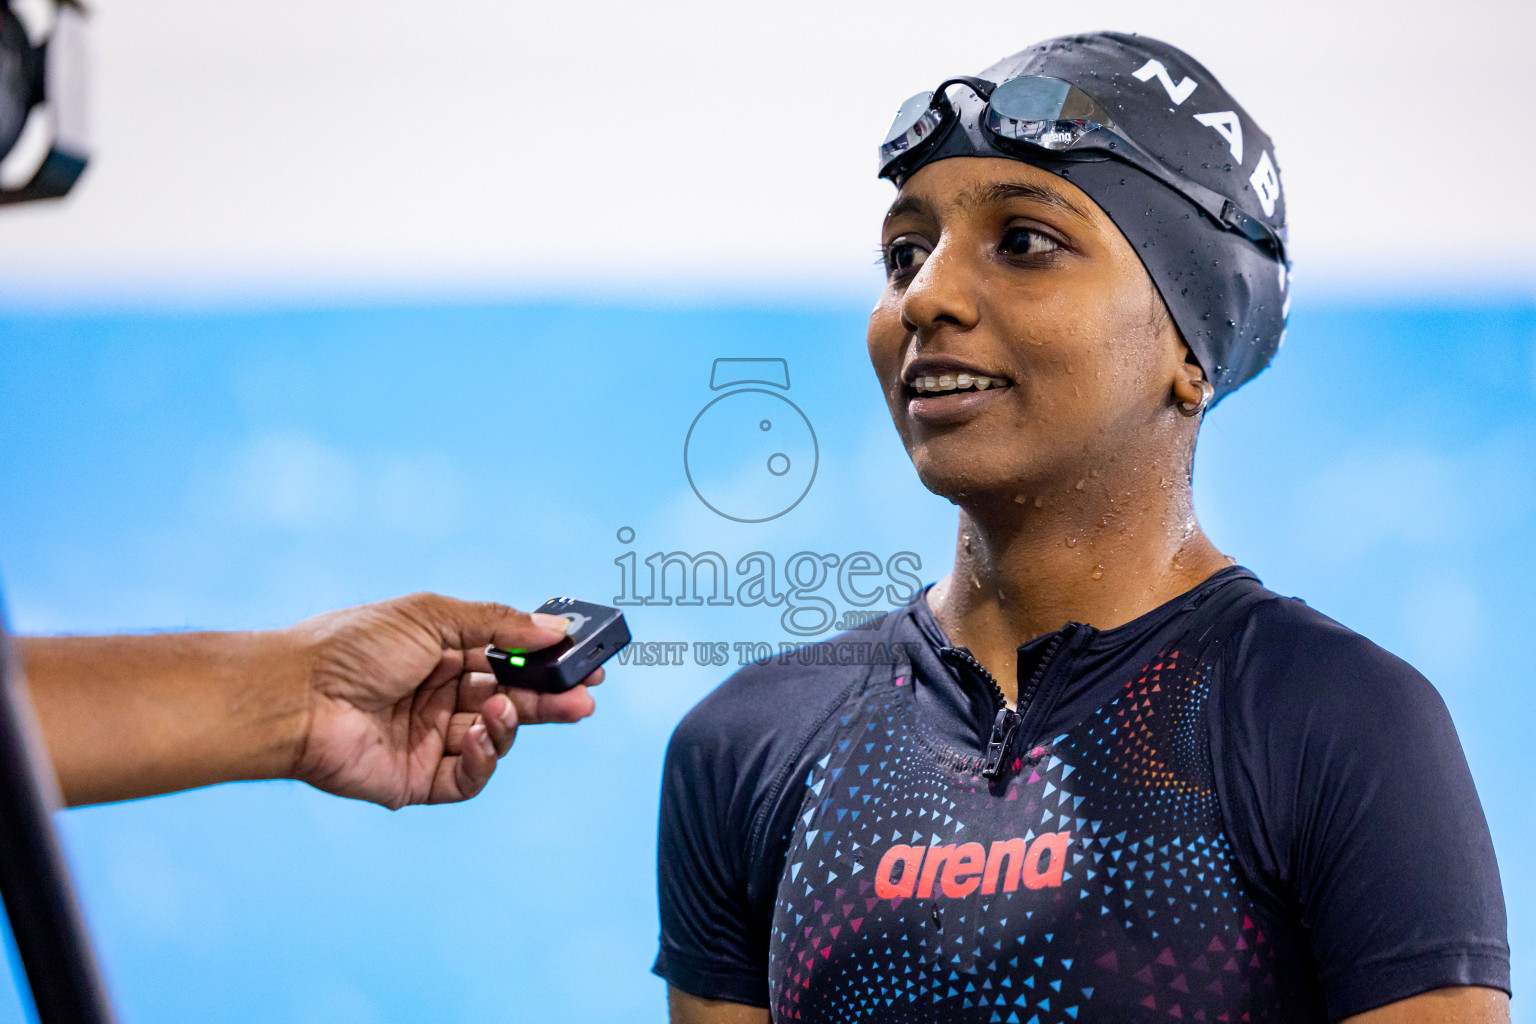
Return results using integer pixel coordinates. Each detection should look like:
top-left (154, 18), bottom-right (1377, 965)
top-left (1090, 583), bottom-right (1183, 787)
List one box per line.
top-left (654, 652), bottom-right (874, 1006)
top-left (1211, 596), bottom-right (1509, 1019)
top-left (654, 678), bottom-right (774, 1005)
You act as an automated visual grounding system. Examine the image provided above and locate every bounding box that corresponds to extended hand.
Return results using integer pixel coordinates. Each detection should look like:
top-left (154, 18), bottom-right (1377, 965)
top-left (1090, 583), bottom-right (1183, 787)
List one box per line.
top-left (284, 593), bottom-right (601, 808)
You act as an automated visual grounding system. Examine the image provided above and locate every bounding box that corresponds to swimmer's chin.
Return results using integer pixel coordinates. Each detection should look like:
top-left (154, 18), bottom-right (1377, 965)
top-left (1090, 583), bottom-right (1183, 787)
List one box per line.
top-left (906, 459), bottom-right (1026, 510)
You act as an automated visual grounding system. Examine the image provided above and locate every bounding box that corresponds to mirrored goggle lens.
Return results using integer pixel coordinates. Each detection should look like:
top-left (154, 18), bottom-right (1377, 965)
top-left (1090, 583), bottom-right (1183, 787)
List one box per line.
top-left (984, 75), bottom-right (1115, 151)
top-left (878, 90), bottom-right (945, 172)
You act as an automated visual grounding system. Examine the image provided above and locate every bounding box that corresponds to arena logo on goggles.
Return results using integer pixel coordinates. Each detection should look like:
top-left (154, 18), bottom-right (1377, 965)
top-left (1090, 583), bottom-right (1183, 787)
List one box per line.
top-left (873, 832), bottom-right (1071, 900)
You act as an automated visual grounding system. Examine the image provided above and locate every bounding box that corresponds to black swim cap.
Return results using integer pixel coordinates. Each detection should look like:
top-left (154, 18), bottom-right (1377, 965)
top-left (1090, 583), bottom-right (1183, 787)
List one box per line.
top-left (881, 32), bottom-right (1291, 405)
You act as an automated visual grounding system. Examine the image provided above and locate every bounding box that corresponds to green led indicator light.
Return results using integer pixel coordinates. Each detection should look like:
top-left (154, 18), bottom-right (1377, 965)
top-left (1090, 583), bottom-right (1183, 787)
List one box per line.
top-left (506, 648), bottom-right (525, 655)
top-left (509, 655), bottom-right (526, 667)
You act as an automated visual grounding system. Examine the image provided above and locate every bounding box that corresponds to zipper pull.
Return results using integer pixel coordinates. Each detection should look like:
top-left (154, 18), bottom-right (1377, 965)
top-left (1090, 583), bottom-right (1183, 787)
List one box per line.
top-left (981, 706), bottom-right (1021, 779)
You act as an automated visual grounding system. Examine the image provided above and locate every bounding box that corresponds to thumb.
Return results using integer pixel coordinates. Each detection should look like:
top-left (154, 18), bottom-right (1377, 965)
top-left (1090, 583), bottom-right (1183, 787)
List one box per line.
top-left (396, 593), bottom-right (570, 655)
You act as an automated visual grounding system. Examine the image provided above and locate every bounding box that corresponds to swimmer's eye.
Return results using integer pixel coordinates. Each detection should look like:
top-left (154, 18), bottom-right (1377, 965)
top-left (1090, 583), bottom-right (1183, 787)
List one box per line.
top-left (999, 226), bottom-right (1061, 258)
top-left (882, 236), bottom-right (929, 280)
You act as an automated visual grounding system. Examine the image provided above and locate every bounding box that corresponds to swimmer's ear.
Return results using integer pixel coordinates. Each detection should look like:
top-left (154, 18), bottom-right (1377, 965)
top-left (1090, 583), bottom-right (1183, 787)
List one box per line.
top-left (1170, 348), bottom-right (1213, 418)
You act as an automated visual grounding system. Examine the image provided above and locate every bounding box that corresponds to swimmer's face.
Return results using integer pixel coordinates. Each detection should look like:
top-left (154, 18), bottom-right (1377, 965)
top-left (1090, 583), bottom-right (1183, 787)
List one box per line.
top-left (867, 157), bottom-right (1196, 505)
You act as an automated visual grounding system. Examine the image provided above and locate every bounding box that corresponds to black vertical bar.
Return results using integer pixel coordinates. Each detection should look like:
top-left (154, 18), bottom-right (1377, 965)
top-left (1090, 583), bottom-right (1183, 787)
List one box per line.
top-left (0, 611), bottom-right (115, 1024)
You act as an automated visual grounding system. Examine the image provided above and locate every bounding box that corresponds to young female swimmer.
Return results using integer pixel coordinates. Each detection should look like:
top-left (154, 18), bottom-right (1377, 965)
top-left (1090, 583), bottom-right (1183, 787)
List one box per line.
top-left (653, 32), bottom-right (1508, 1024)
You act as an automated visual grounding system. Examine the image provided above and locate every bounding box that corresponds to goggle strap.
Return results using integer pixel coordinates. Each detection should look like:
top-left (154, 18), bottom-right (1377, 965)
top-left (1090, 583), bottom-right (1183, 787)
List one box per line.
top-left (930, 76), bottom-right (996, 109)
top-left (1115, 135), bottom-right (1287, 263)
top-left (1219, 202), bottom-right (1285, 258)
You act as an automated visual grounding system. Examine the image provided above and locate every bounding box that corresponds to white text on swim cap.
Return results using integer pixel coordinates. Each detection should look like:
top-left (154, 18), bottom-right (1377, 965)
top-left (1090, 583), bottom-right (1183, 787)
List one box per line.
top-left (1249, 151), bottom-right (1281, 217)
top-left (1193, 110), bottom-right (1243, 163)
top-left (1132, 59), bottom-right (1197, 105)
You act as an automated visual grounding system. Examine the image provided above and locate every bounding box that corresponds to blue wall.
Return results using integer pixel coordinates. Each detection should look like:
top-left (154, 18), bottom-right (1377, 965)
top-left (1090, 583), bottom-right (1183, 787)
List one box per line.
top-left (0, 297), bottom-right (1532, 1021)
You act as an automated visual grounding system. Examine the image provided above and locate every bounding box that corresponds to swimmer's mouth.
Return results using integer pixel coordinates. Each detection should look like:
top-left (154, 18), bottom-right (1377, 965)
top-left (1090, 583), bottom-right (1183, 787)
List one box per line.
top-left (902, 362), bottom-right (1014, 396)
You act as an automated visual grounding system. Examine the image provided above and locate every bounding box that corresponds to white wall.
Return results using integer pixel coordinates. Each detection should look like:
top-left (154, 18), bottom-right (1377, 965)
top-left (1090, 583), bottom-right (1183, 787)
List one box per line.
top-left (0, 0), bottom-right (1529, 302)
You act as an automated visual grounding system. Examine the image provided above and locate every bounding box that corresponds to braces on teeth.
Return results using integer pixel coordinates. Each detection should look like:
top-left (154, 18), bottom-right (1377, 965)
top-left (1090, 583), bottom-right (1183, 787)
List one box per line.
top-left (913, 373), bottom-right (1006, 394)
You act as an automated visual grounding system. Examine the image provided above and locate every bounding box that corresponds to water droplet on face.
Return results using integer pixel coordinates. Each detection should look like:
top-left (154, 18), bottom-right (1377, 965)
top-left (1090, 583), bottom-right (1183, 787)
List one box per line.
top-left (1067, 536), bottom-right (1078, 547)
top-left (1075, 478), bottom-right (1086, 490)
top-left (1091, 565), bottom-right (1104, 581)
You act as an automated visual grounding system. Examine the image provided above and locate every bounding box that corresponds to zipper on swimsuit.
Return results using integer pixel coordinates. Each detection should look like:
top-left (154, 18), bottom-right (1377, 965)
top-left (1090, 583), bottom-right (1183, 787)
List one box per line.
top-left (981, 705), bottom-right (1021, 780)
top-left (944, 630), bottom-right (1072, 779)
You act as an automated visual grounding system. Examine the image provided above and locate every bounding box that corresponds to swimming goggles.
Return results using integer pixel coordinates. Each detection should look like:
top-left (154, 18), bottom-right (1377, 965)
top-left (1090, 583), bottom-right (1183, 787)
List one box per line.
top-left (878, 75), bottom-right (1286, 263)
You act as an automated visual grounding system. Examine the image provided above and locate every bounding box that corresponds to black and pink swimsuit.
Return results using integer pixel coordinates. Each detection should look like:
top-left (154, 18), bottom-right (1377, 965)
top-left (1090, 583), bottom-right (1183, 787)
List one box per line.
top-left (655, 570), bottom-right (1508, 1021)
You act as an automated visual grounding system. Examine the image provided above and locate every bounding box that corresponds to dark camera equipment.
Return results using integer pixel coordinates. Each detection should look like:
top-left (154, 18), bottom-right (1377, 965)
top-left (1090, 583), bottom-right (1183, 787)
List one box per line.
top-left (1, 0), bottom-right (87, 205)
top-left (0, 605), bottom-right (115, 1023)
top-left (486, 598), bottom-right (631, 694)
top-left (1, 5), bottom-right (116, 1016)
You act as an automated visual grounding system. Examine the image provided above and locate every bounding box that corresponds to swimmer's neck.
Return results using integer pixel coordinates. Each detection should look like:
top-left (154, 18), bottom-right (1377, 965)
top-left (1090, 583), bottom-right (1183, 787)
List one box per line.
top-left (927, 471), bottom-right (1230, 704)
